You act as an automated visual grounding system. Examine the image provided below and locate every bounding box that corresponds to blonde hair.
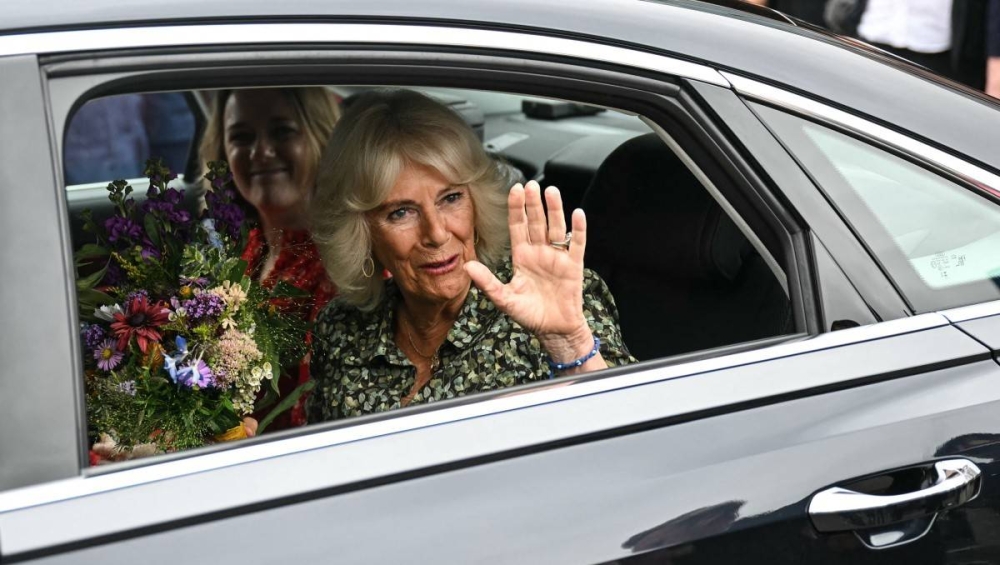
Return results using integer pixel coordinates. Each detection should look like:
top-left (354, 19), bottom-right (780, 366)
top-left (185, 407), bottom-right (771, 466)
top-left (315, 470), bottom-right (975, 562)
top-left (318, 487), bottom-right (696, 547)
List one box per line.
top-left (199, 87), bottom-right (341, 215)
top-left (312, 89), bottom-right (510, 311)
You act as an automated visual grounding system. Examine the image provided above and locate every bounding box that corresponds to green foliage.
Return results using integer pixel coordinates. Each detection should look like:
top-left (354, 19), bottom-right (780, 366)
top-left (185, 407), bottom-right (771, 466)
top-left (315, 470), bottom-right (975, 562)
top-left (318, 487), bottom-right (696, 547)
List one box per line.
top-left (77, 159), bottom-right (311, 459)
top-left (257, 381), bottom-right (315, 434)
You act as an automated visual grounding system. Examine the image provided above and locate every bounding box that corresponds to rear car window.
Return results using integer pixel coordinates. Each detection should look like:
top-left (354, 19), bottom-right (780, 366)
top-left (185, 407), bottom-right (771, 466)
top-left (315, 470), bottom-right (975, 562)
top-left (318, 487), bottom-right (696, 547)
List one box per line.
top-left (65, 85), bottom-right (792, 467)
top-left (753, 103), bottom-right (1000, 312)
top-left (64, 92), bottom-right (195, 186)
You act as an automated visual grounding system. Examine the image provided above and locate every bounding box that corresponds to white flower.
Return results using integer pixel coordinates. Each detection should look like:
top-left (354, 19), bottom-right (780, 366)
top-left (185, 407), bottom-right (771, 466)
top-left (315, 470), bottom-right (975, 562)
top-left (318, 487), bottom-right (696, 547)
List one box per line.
top-left (219, 280), bottom-right (248, 310)
top-left (262, 362), bottom-right (273, 379)
top-left (219, 316), bottom-right (237, 330)
top-left (168, 306), bottom-right (188, 322)
top-left (94, 304), bottom-right (124, 322)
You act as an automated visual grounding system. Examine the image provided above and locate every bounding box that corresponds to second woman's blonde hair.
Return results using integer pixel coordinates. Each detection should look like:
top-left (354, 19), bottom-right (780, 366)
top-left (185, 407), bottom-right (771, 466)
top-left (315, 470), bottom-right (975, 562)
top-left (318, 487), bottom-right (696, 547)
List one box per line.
top-left (199, 87), bottom-right (341, 217)
top-left (312, 89), bottom-right (510, 311)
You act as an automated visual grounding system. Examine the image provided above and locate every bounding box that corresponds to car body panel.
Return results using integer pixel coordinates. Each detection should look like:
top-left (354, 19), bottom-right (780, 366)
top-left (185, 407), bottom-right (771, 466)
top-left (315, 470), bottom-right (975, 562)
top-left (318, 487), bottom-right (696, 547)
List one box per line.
top-left (4, 0), bottom-right (999, 168)
top-left (956, 313), bottom-right (1000, 353)
top-left (0, 54), bottom-right (83, 491)
top-left (15, 339), bottom-right (1000, 564)
top-left (1, 2), bottom-right (1000, 562)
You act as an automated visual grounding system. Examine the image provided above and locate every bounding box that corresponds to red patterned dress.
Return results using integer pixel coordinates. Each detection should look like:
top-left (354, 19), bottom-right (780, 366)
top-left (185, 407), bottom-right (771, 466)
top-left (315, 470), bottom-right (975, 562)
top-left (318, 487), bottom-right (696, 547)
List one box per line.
top-left (241, 228), bottom-right (337, 429)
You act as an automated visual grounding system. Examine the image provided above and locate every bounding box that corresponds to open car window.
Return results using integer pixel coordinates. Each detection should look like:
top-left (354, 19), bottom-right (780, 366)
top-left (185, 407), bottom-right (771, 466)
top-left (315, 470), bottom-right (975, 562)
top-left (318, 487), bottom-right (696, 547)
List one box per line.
top-left (65, 93), bottom-right (197, 186)
top-left (65, 85), bottom-right (794, 466)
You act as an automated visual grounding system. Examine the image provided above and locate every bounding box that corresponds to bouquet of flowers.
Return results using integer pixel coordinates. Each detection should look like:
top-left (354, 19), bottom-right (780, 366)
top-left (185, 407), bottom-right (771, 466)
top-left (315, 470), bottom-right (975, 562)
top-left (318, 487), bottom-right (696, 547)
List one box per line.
top-left (77, 159), bottom-right (309, 463)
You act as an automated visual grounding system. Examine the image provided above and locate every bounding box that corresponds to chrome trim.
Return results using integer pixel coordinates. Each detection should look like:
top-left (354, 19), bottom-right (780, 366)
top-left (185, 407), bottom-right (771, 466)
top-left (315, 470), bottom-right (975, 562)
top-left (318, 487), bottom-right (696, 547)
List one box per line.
top-left (0, 312), bottom-right (947, 516)
top-left (940, 299), bottom-right (1000, 323)
top-left (642, 116), bottom-right (789, 293)
top-left (723, 73), bottom-right (1000, 198)
top-left (0, 23), bottom-right (729, 87)
top-left (809, 459), bottom-right (981, 532)
top-left (809, 459), bottom-right (981, 549)
top-left (66, 175), bottom-right (184, 193)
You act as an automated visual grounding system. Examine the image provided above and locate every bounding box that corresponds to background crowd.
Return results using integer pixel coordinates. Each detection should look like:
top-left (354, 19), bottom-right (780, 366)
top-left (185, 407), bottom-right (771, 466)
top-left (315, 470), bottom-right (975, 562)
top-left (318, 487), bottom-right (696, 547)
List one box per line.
top-left (744, 0), bottom-right (1000, 98)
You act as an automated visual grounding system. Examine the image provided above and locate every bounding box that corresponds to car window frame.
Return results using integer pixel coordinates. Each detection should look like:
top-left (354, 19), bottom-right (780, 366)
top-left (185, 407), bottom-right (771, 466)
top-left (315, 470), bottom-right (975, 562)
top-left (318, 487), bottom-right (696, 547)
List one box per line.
top-left (727, 74), bottom-right (1000, 313)
top-left (11, 22), bottom-right (816, 492)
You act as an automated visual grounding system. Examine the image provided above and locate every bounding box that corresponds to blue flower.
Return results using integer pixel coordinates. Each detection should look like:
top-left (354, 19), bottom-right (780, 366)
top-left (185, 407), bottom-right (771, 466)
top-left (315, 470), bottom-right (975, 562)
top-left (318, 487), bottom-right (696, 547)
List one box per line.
top-left (201, 218), bottom-right (224, 250)
top-left (163, 336), bottom-right (189, 384)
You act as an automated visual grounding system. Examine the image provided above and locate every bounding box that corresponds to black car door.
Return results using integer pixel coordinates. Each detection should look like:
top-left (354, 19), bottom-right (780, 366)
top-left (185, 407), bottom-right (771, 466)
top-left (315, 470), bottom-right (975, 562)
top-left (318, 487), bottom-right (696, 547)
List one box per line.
top-left (2, 312), bottom-right (998, 564)
top-left (4, 19), bottom-right (1000, 565)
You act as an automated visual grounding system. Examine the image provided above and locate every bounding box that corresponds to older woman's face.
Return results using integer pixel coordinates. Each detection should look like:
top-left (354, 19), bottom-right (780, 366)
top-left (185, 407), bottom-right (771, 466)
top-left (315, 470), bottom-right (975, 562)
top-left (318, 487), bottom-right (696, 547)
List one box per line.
top-left (223, 90), bottom-right (315, 228)
top-left (369, 162), bottom-right (478, 305)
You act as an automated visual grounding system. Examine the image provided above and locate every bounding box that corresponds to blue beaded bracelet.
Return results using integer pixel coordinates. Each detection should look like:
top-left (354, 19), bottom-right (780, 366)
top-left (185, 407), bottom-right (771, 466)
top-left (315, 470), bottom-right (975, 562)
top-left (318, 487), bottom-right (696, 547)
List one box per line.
top-left (547, 336), bottom-right (601, 379)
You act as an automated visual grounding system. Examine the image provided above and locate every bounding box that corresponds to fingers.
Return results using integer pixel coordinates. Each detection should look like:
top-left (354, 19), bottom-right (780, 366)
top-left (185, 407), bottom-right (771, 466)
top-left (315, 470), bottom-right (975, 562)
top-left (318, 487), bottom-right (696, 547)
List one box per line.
top-left (507, 183), bottom-right (528, 248)
top-left (569, 208), bottom-right (587, 264)
top-left (524, 181), bottom-right (548, 244)
top-left (464, 260), bottom-right (508, 309)
top-left (243, 416), bottom-right (258, 438)
top-left (511, 181), bottom-right (572, 250)
top-left (545, 186), bottom-right (567, 244)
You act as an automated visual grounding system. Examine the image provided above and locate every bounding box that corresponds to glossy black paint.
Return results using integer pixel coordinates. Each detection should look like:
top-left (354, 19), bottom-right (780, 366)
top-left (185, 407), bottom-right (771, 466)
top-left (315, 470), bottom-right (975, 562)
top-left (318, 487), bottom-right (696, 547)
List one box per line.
top-left (30, 344), bottom-right (1000, 564)
top-left (2, 3), bottom-right (1000, 563)
top-left (7, 0), bottom-right (1000, 172)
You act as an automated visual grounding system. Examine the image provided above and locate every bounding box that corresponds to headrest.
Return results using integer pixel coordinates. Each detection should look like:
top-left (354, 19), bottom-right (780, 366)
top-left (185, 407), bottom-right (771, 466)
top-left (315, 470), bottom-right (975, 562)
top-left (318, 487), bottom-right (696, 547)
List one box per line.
top-left (580, 133), bottom-right (750, 283)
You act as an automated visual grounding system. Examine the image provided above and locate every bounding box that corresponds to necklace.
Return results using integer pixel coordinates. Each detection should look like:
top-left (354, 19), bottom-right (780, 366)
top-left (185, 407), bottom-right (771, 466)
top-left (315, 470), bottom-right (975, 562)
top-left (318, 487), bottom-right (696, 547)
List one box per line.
top-left (401, 315), bottom-right (441, 373)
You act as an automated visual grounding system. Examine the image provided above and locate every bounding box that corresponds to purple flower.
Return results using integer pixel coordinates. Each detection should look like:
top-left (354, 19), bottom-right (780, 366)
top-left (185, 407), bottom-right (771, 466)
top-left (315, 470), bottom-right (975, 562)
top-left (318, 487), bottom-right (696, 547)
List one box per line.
top-left (164, 341), bottom-right (215, 389)
top-left (205, 188), bottom-right (246, 240)
top-left (182, 292), bottom-right (225, 321)
top-left (102, 261), bottom-right (125, 286)
top-left (176, 359), bottom-right (215, 388)
top-left (104, 217), bottom-right (143, 244)
top-left (179, 276), bottom-right (209, 288)
top-left (210, 171), bottom-right (233, 189)
top-left (82, 323), bottom-right (107, 350)
top-left (125, 289), bottom-right (149, 304)
top-left (140, 240), bottom-right (161, 261)
top-left (142, 189), bottom-right (191, 225)
top-left (161, 187), bottom-right (183, 205)
top-left (93, 339), bottom-right (124, 372)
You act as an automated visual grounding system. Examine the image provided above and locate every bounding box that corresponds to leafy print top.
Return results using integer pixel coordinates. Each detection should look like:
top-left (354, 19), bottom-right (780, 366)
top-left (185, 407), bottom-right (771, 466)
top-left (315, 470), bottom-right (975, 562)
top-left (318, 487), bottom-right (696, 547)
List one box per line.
top-left (307, 259), bottom-right (635, 422)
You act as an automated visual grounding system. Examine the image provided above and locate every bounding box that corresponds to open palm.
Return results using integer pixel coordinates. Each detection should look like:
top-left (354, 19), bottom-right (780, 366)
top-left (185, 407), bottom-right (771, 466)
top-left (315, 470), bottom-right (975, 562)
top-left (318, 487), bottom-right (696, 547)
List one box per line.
top-left (465, 181), bottom-right (588, 338)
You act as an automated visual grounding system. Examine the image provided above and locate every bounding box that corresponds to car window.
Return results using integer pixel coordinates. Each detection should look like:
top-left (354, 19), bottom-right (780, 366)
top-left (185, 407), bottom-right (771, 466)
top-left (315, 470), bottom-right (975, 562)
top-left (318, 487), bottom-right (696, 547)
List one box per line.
top-left (753, 103), bottom-right (1000, 312)
top-left (65, 85), bottom-right (793, 466)
top-left (64, 92), bottom-right (196, 186)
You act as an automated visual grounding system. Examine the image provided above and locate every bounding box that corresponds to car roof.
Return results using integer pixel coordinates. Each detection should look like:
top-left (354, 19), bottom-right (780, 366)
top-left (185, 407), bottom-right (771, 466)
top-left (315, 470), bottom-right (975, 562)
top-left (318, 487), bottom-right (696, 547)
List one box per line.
top-left (1, 0), bottom-right (790, 34)
top-left (4, 0), bottom-right (999, 171)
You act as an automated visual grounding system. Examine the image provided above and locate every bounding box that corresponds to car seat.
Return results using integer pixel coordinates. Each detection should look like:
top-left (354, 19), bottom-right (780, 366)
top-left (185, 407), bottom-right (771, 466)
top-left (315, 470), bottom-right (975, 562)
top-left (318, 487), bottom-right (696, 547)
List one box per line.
top-left (579, 133), bottom-right (792, 361)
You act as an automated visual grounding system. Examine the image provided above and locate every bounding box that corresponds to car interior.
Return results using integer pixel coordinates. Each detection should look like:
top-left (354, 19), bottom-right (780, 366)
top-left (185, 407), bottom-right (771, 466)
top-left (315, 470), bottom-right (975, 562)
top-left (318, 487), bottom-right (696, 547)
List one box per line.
top-left (64, 85), bottom-right (794, 435)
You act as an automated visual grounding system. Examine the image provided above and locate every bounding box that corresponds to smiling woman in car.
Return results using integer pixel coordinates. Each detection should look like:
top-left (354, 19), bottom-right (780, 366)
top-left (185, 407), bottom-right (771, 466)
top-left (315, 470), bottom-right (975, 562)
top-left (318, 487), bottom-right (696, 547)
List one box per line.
top-left (200, 87), bottom-right (341, 431)
top-left (307, 89), bottom-right (634, 421)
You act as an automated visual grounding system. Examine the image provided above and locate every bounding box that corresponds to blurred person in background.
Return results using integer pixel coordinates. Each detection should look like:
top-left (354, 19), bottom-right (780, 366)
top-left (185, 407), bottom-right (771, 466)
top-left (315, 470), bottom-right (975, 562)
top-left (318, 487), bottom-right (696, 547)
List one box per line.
top-left (855, 0), bottom-right (987, 89)
top-left (987, 0), bottom-right (1000, 98)
top-left (64, 93), bottom-right (195, 185)
top-left (747, 0), bottom-right (988, 90)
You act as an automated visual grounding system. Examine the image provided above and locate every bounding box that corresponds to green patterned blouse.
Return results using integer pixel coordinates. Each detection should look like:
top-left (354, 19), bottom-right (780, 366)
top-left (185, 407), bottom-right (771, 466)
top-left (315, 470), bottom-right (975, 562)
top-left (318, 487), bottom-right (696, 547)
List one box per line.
top-left (307, 260), bottom-right (635, 422)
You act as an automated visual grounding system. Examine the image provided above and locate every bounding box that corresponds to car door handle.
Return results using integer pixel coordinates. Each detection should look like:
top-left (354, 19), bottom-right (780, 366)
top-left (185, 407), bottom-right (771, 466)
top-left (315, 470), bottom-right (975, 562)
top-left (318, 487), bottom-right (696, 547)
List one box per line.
top-left (808, 459), bottom-right (981, 549)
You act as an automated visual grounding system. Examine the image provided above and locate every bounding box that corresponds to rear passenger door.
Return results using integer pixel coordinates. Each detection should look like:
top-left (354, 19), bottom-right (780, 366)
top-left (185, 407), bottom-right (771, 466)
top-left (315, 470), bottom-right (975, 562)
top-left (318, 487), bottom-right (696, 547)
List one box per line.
top-left (3, 20), bottom-right (1000, 565)
top-left (3, 314), bottom-right (999, 564)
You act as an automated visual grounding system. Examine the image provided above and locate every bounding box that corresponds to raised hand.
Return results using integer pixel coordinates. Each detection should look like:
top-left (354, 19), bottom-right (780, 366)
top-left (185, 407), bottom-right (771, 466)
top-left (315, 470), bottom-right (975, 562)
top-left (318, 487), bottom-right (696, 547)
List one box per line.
top-left (465, 181), bottom-right (598, 363)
